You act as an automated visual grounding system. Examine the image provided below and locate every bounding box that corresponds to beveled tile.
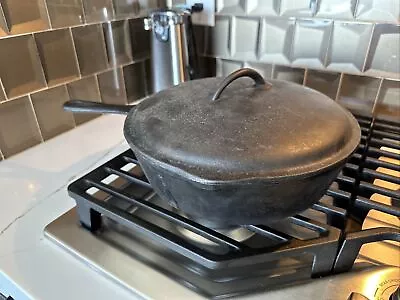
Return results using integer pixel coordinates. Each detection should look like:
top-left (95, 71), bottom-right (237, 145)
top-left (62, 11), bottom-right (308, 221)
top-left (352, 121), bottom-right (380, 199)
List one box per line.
top-left (291, 19), bottom-right (333, 69)
top-left (113, 0), bottom-right (140, 17)
top-left (0, 5), bottom-right (8, 36)
top-left (216, 0), bottom-right (246, 15)
top-left (31, 86), bottom-right (75, 140)
top-left (305, 69), bottom-right (340, 100)
top-left (97, 67), bottom-right (127, 105)
top-left (46, 0), bottom-right (84, 28)
top-left (338, 74), bottom-right (380, 114)
top-left (326, 21), bottom-right (373, 73)
top-left (356, 0), bottom-right (399, 23)
top-left (0, 35), bottom-right (46, 98)
top-left (129, 18), bottom-right (150, 60)
top-left (1, 0), bottom-right (49, 34)
top-left (280, 0), bottom-right (317, 17)
top-left (35, 29), bottom-right (80, 86)
top-left (272, 65), bottom-right (305, 84)
top-left (244, 61), bottom-right (273, 79)
top-left (216, 59), bottom-right (243, 76)
top-left (317, 0), bottom-right (358, 19)
top-left (82, 0), bottom-right (114, 22)
top-left (205, 16), bottom-right (231, 57)
top-left (103, 20), bottom-right (132, 66)
top-left (67, 76), bottom-right (101, 125)
top-left (364, 24), bottom-right (400, 79)
top-left (72, 24), bottom-right (108, 76)
top-left (247, 0), bottom-right (280, 16)
top-left (0, 96), bottom-right (42, 158)
top-left (138, 0), bottom-right (165, 13)
top-left (231, 17), bottom-right (259, 61)
top-left (376, 79), bottom-right (400, 120)
top-left (259, 17), bottom-right (295, 65)
top-left (123, 62), bottom-right (146, 103)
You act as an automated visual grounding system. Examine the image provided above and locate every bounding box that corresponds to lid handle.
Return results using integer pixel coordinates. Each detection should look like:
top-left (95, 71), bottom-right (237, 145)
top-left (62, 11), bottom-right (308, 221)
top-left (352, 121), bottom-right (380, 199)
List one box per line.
top-left (212, 68), bottom-right (272, 101)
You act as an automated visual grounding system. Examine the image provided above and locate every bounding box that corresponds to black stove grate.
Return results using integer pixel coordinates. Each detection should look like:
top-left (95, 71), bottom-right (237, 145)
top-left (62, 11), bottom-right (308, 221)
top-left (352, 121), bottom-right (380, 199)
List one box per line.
top-left (68, 114), bottom-right (400, 287)
top-left (332, 116), bottom-right (400, 272)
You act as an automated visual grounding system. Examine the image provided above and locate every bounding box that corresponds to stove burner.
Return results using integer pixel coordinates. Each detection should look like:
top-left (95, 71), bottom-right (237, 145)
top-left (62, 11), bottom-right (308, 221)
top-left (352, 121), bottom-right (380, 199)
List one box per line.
top-left (58, 113), bottom-right (400, 298)
top-left (175, 210), bottom-right (255, 246)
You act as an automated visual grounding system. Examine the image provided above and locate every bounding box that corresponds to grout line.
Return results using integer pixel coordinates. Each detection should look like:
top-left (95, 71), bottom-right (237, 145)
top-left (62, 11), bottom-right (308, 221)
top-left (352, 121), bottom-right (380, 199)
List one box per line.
top-left (353, 0), bottom-right (360, 19)
top-left (289, 18), bottom-right (298, 64)
top-left (302, 69), bottom-right (308, 86)
top-left (31, 33), bottom-right (49, 89)
top-left (271, 64), bottom-right (276, 79)
top-left (0, 57), bottom-right (149, 103)
top-left (28, 94), bottom-right (45, 143)
top-left (93, 73), bottom-right (103, 103)
top-left (255, 16), bottom-right (262, 61)
top-left (228, 15), bottom-right (234, 58)
top-left (42, 0), bottom-right (53, 29)
top-left (120, 61), bottom-right (130, 102)
top-left (361, 23), bottom-right (376, 73)
top-left (109, 0), bottom-right (116, 20)
top-left (68, 27), bottom-right (82, 78)
top-left (123, 19), bottom-right (134, 62)
top-left (97, 21), bottom-right (111, 70)
top-left (103, 21), bottom-right (115, 66)
top-left (335, 72), bottom-right (345, 101)
top-left (118, 66), bottom-right (129, 104)
top-left (0, 77), bottom-right (7, 100)
top-left (64, 84), bottom-right (77, 128)
top-left (79, 0), bottom-right (87, 24)
top-left (0, 3), bottom-right (9, 33)
top-left (371, 78), bottom-right (384, 118)
top-left (323, 19), bottom-right (335, 68)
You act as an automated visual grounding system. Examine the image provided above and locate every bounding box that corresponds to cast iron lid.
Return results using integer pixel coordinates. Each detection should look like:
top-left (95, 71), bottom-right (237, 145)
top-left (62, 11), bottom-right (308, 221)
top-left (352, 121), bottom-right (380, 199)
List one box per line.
top-left (125, 69), bottom-right (361, 182)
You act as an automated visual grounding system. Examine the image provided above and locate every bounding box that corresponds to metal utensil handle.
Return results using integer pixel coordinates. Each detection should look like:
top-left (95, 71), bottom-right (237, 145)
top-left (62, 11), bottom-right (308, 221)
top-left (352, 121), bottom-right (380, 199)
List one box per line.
top-left (63, 100), bottom-right (134, 115)
top-left (212, 68), bottom-right (272, 101)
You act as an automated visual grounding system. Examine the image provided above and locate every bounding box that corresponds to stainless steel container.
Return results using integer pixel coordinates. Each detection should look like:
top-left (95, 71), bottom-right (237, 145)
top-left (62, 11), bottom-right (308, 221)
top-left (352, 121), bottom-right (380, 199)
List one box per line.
top-left (144, 8), bottom-right (197, 92)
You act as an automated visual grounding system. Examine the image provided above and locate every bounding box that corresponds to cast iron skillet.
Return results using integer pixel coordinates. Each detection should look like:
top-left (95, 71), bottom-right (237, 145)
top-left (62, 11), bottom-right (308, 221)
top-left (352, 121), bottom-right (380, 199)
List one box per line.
top-left (64, 68), bottom-right (361, 228)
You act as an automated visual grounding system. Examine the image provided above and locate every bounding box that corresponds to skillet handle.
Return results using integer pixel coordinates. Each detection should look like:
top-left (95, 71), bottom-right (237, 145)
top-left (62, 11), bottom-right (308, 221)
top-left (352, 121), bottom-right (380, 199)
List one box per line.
top-left (63, 100), bottom-right (133, 115)
top-left (212, 68), bottom-right (272, 101)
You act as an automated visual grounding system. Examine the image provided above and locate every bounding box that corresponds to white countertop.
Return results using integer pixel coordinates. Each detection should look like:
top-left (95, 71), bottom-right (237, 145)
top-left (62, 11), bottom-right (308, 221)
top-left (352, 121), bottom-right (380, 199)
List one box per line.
top-left (0, 115), bottom-right (138, 300)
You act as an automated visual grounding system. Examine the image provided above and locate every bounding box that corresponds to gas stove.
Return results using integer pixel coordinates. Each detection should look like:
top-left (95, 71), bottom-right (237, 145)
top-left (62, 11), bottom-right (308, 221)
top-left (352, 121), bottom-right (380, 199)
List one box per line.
top-left (44, 114), bottom-right (400, 299)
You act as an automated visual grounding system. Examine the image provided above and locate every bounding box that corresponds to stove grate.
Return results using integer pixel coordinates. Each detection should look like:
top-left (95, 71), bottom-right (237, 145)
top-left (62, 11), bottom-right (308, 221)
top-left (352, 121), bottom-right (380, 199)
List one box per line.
top-left (68, 114), bottom-right (400, 281)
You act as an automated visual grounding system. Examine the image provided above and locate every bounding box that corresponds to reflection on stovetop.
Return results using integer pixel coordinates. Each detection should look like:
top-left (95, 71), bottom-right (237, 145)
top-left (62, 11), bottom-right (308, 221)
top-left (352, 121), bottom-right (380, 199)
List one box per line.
top-left (44, 114), bottom-right (400, 299)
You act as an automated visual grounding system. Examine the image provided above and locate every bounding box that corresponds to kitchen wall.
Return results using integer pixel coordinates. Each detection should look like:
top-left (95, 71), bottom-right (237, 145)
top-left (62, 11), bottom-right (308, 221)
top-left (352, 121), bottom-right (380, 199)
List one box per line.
top-left (0, 0), bottom-right (165, 160)
top-left (0, 0), bottom-right (399, 160)
top-left (196, 0), bottom-right (400, 124)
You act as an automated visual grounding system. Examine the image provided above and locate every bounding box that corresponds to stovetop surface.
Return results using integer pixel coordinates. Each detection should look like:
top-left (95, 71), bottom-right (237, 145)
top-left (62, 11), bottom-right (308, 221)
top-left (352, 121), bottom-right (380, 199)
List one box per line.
top-left (44, 114), bottom-right (400, 299)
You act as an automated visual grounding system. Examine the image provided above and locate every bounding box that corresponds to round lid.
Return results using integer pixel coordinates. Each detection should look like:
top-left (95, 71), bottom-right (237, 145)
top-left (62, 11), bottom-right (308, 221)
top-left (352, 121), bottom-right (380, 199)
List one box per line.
top-left (124, 69), bottom-right (360, 183)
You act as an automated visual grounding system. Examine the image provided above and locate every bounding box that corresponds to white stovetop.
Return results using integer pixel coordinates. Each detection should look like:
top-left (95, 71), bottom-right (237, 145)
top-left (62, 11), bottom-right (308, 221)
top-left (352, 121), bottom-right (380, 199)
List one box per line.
top-left (0, 115), bottom-right (137, 300)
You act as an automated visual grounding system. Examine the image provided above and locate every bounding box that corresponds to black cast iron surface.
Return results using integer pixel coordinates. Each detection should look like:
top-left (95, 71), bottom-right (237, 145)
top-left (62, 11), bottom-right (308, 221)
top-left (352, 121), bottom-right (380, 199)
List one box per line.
top-left (64, 68), bottom-right (361, 227)
top-left (67, 113), bottom-right (400, 297)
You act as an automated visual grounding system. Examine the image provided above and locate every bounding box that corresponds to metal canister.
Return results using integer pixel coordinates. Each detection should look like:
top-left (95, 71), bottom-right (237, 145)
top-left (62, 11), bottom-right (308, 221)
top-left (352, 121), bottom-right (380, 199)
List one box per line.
top-left (144, 8), bottom-right (196, 93)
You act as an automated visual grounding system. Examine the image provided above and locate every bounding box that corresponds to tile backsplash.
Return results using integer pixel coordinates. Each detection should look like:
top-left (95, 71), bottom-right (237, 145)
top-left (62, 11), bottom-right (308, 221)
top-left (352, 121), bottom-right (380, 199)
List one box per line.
top-left (0, 0), bottom-right (165, 159)
top-left (0, 0), bottom-right (398, 160)
top-left (198, 0), bottom-right (399, 126)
